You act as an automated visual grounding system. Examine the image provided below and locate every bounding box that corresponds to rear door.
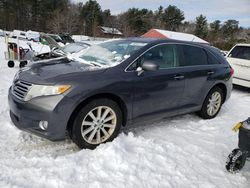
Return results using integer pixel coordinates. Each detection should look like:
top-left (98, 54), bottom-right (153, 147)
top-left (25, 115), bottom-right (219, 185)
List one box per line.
top-left (227, 45), bottom-right (250, 81)
top-left (177, 44), bottom-right (218, 111)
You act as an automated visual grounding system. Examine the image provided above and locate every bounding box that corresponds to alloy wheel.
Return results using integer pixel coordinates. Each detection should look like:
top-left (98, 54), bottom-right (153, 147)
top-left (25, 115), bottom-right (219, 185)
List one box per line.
top-left (206, 91), bottom-right (222, 116)
top-left (81, 106), bottom-right (117, 145)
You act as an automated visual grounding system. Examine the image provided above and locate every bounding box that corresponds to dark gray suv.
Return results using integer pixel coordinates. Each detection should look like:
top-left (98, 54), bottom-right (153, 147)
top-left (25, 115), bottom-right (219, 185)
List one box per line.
top-left (8, 38), bottom-right (233, 149)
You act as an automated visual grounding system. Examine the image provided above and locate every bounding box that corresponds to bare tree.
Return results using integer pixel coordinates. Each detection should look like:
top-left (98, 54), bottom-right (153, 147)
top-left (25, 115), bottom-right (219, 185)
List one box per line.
top-left (47, 9), bottom-right (62, 33)
top-left (47, 5), bottom-right (80, 34)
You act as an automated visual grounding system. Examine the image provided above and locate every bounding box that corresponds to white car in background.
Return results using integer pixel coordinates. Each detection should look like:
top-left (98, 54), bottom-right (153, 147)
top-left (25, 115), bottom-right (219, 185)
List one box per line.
top-left (227, 44), bottom-right (250, 88)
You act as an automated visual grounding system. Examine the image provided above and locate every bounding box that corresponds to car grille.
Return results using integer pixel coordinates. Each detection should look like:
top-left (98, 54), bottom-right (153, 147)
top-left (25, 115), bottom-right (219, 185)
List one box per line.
top-left (12, 80), bottom-right (32, 100)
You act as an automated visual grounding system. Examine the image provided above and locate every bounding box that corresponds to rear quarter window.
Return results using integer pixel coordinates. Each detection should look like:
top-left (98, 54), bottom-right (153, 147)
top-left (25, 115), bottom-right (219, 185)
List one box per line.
top-left (180, 45), bottom-right (208, 66)
top-left (229, 46), bottom-right (250, 60)
top-left (207, 51), bottom-right (220, 64)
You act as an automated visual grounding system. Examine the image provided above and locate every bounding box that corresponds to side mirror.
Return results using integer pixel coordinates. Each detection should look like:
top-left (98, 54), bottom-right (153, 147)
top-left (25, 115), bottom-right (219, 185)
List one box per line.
top-left (142, 61), bottom-right (159, 71)
top-left (136, 61), bottom-right (159, 76)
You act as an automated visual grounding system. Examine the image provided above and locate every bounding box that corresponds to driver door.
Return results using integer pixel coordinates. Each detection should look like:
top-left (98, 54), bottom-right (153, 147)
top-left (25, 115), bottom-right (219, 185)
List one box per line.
top-left (128, 44), bottom-right (185, 122)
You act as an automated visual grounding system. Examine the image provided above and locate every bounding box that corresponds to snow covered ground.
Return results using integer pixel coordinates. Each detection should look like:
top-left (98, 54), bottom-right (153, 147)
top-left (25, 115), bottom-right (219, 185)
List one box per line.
top-left (0, 38), bottom-right (250, 187)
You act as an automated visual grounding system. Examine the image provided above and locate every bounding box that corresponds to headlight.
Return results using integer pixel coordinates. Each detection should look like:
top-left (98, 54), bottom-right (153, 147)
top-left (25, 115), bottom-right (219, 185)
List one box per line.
top-left (242, 118), bottom-right (250, 130)
top-left (24, 84), bottom-right (71, 101)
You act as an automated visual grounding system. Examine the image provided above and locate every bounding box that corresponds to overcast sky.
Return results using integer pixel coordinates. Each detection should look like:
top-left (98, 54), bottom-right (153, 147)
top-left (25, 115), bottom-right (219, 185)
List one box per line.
top-left (72, 0), bottom-right (250, 27)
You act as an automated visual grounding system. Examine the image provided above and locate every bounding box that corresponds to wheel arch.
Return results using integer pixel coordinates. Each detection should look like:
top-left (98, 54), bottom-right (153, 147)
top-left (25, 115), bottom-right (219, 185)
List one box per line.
top-left (206, 83), bottom-right (227, 104)
top-left (66, 93), bottom-right (128, 133)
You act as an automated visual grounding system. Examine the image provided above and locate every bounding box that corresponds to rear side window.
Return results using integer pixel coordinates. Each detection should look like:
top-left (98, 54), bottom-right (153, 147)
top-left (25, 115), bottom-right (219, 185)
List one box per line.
top-left (180, 45), bottom-right (208, 66)
top-left (229, 46), bottom-right (250, 60)
top-left (207, 52), bottom-right (220, 64)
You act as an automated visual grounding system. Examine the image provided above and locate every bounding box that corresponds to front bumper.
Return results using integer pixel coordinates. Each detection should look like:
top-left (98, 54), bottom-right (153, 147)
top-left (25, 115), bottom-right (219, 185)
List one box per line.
top-left (8, 87), bottom-right (73, 141)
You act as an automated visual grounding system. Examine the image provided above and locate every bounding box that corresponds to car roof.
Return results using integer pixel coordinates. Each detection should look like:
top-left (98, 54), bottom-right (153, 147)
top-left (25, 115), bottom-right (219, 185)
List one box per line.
top-left (125, 37), bottom-right (158, 43)
top-left (122, 37), bottom-right (226, 61)
top-left (123, 37), bottom-right (210, 47)
top-left (234, 43), bottom-right (250, 47)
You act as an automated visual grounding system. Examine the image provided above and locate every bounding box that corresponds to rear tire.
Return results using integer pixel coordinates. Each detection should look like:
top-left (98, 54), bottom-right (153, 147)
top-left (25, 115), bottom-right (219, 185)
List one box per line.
top-left (71, 98), bottom-right (122, 149)
top-left (226, 148), bottom-right (247, 173)
top-left (199, 87), bottom-right (223, 119)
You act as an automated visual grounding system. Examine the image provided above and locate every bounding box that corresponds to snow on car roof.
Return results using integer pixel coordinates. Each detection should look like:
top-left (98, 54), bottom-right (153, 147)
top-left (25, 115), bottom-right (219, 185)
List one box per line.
top-left (234, 43), bottom-right (250, 47)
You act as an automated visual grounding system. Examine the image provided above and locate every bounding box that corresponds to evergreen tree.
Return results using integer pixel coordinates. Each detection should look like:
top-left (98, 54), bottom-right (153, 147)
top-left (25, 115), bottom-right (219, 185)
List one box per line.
top-left (194, 14), bottom-right (208, 39)
top-left (222, 19), bottom-right (239, 39)
top-left (161, 5), bottom-right (184, 31)
top-left (118, 8), bottom-right (153, 36)
top-left (80, 0), bottom-right (103, 36)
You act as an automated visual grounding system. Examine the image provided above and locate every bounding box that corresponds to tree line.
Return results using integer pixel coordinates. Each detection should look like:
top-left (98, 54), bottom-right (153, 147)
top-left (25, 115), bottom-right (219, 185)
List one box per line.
top-left (0, 0), bottom-right (249, 50)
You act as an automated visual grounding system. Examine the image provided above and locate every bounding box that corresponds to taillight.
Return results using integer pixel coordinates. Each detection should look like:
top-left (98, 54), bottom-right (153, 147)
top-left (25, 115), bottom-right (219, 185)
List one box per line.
top-left (230, 67), bottom-right (234, 77)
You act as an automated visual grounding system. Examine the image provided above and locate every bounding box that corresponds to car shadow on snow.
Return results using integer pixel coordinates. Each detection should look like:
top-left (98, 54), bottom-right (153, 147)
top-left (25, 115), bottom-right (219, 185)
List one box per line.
top-left (121, 113), bottom-right (200, 136)
top-left (233, 84), bottom-right (250, 93)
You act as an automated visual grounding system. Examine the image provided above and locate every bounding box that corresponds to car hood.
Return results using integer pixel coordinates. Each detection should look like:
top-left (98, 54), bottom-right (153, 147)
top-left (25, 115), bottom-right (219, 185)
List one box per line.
top-left (17, 57), bottom-right (107, 84)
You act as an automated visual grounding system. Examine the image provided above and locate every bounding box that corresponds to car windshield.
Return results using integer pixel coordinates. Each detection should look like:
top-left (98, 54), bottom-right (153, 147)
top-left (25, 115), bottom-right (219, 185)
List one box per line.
top-left (79, 40), bottom-right (148, 66)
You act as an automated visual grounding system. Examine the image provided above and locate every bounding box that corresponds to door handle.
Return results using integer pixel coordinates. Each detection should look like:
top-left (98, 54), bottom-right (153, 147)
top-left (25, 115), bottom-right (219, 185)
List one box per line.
top-left (174, 75), bottom-right (185, 80)
top-left (207, 71), bottom-right (215, 75)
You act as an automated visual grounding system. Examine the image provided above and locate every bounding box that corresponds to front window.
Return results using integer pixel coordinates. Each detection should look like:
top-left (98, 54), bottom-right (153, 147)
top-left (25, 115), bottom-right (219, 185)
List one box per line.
top-left (128, 44), bottom-right (179, 71)
top-left (79, 40), bottom-right (148, 67)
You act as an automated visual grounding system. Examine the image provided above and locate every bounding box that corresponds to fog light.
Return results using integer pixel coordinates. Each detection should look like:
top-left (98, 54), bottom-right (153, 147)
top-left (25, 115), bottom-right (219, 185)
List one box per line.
top-left (39, 121), bottom-right (48, 130)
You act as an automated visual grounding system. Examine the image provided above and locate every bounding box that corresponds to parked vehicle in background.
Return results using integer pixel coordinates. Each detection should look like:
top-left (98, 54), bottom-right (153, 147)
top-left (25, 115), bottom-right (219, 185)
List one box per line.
top-left (40, 33), bottom-right (60, 48)
top-left (47, 33), bottom-right (74, 45)
top-left (47, 34), bottom-right (65, 46)
top-left (227, 44), bottom-right (250, 88)
top-left (8, 38), bottom-right (233, 149)
top-left (33, 42), bottom-right (90, 61)
top-left (59, 34), bottom-right (75, 44)
top-left (26, 30), bottom-right (40, 42)
top-left (221, 50), bottom-right (228, 56)
top-left (9, 30), bottom-right (27, 40)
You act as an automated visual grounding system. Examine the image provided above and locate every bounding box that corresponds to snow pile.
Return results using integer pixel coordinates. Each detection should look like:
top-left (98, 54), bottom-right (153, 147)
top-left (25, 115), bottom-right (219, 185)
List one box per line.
top-left (0, 40), bottom-right (250, 187)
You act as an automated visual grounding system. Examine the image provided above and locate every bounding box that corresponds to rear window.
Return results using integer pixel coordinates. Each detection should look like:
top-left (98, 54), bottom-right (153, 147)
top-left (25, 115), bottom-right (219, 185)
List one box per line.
top-left (180, 45), bottom-right (208, 66)
top-left (229, 46), bottom-right (250, 60)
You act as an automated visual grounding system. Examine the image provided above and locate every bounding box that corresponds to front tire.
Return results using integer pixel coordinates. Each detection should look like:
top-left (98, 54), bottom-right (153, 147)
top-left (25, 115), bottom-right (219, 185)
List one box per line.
top-left (199, 87), bottom-right (223, 119)
top-left (71, 98), bottom-right (122, 149)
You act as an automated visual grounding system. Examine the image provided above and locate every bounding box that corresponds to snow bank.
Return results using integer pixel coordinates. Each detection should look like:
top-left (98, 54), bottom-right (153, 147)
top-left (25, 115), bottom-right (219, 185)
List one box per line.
top-left (0, 43), bottom-right (249, 187)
